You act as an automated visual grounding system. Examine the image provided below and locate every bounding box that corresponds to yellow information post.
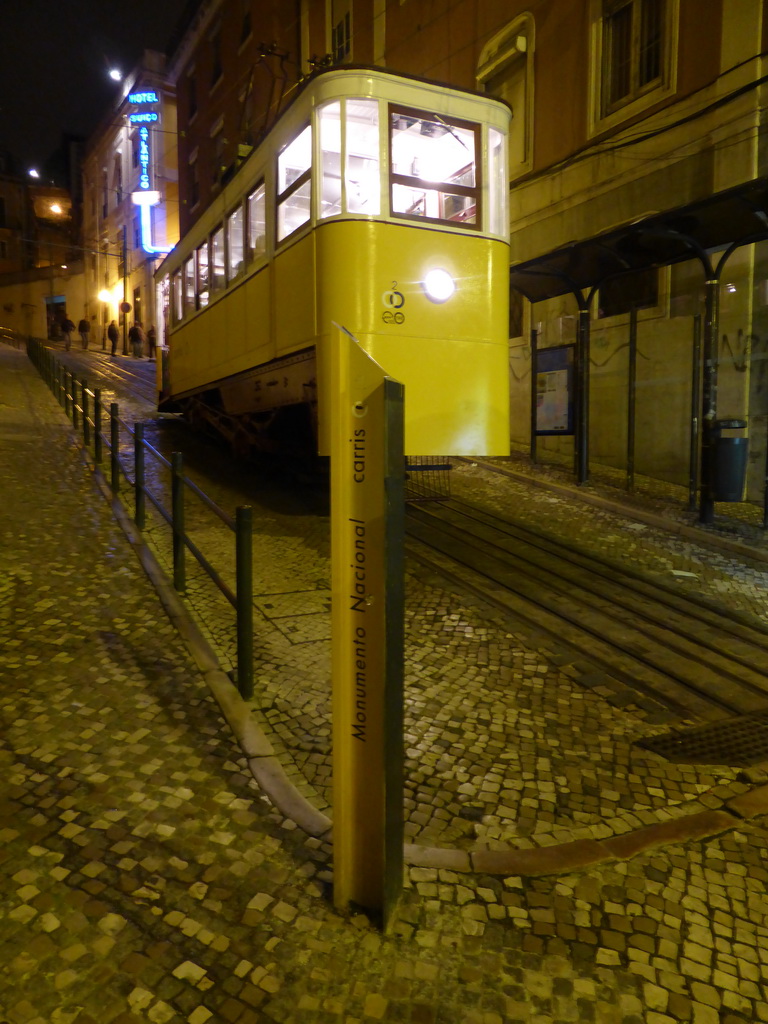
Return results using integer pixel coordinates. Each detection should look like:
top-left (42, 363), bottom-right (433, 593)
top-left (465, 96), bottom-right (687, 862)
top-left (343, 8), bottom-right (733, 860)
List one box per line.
top-left (329, 325), bottom-right (405, 926)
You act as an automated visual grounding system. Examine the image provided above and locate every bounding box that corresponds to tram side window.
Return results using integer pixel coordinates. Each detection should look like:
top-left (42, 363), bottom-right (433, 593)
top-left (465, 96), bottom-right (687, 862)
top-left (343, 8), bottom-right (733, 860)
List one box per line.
top-left (196, 241), bottom-right (210, 308)
top-left (347, 100), bottom-right (379, 214)
top-left (211, 226), bottom-right (226, 292)
top-left (228, 204), bottom-right (245, 279)
top-left (390, 108), bottom-right (479, 227)
top-left (487, 128), bottom-right (508, 237)
top-left (277, 124), bottom-right (311, 242)
top-left (172, 270), bottom-right (183, 323)
top-left (319, 102), bottom-right (342, 218)
top-left (319, 100), bottom-right (380, 219)
top-left (247, 183), bottom-right (266, 259)
top-left (183, 257), bottom-right (195, 315)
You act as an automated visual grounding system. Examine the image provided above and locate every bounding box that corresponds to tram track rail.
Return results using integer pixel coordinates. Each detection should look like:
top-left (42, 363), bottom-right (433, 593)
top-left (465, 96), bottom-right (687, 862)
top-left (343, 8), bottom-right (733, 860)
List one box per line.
top-left (405, 496), bottom-right (768, 725)
top-left (57, 349), bottom-right (157, 407)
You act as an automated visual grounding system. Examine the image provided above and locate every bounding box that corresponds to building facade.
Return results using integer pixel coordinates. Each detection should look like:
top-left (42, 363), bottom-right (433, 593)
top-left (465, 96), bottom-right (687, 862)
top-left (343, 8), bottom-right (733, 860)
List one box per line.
top-left (158, 0), bottom-right (768, 504)
top-left (81, 50), bottom-right (178, 351)
top-left (0, 147), bottom-right (86, 339)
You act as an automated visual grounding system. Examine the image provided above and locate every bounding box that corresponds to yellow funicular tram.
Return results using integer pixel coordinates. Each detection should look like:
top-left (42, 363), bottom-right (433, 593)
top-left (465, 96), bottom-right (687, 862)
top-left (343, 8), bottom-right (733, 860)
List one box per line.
top-left (156, 65), bottom-right (511, 458)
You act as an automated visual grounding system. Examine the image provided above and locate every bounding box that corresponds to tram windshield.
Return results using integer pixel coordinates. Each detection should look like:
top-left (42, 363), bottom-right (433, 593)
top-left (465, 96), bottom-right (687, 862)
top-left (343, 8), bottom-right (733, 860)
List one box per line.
top-left (389, 108), bottom-right (479, 227)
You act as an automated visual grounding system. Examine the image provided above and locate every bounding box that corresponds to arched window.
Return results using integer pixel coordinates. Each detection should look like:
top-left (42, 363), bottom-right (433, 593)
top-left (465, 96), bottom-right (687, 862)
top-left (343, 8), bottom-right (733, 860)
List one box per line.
top-left (477, 15), bottom-right (534, 180)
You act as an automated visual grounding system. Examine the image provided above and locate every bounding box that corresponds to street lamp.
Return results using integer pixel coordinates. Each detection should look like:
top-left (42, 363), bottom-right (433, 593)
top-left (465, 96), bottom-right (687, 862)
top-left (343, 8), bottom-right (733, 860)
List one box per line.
top-left (109, 68), bottom-right (122, 81)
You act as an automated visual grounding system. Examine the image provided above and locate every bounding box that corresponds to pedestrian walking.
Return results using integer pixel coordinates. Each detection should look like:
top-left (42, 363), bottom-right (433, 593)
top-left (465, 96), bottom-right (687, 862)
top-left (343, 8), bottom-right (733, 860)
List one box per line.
top-left (147, 324), bottom-right (157, 360)
top-left (128, 321), bottom-right (145, 358)
top-left (107, 320), bottom-right (119, 357)
top-left (61, 317), bottom-right (75, 351)
top-left (78, 317), bottom-right (90, 349)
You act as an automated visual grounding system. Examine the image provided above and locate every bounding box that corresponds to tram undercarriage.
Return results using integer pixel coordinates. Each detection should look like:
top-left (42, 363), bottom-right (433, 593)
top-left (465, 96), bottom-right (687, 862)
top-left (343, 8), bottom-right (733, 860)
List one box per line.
top-left (162, 348), bottom-right (318, 459)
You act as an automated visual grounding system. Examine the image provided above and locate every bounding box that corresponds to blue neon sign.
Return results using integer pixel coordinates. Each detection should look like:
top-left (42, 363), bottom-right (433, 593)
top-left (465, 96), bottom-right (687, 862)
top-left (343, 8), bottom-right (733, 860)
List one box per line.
top-left (129, 88), bottom-right (169, 254)
top-left (138, 127), bottom-right (151, 189)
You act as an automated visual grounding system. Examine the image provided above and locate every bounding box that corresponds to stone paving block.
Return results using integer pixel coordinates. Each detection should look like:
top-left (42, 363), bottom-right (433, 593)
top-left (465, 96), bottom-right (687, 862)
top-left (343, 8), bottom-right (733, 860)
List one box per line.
top-left (725, 784), bottom-right (768, 820)
top-left (7, 347), bottom-right (768, 1024)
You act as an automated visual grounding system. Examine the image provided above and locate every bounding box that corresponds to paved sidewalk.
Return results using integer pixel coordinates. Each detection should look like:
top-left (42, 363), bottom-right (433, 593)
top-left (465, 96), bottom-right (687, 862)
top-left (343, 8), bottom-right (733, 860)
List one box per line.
top-left (3, 342), bottom-right (768, 1023)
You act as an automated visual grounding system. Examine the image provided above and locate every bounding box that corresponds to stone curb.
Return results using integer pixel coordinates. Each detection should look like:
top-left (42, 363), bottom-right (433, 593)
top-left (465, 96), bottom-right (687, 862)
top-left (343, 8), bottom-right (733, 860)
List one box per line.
top-left (405, 788), bottom-right (768, 877)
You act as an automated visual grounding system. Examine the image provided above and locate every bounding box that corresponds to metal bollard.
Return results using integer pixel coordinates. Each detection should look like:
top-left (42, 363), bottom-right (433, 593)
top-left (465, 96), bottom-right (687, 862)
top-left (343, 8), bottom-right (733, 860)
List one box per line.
top-left (171, 452), bottom-right (186, 592)
top-left (110, 403), bottom-right (120, 494)
top-left (82, 380), bottom-right (90, 448)
top-left (72, 377), bottom-right (79, 430)
top-left (94, 389), bottom-right (102, 465)
top-left (64, 371), bottom-right (71, 418)
top-left (134, 424), bottom-right (145, 530)
top-left (235, 505), bottom-right (254, 699)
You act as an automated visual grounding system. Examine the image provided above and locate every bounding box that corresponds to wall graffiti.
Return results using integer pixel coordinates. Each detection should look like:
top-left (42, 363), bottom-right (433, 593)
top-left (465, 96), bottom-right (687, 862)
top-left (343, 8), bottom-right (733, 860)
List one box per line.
top-left (720, 328), bottom-right (768, 391)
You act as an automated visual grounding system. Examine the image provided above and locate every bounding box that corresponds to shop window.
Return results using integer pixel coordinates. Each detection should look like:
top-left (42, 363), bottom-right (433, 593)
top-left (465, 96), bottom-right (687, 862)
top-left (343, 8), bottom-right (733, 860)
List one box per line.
top-left (196, 241), bottom-right (210, 308)
top-left (227, 204), bottom-right (245, 279)
top-left (598, 267), bottom-right (658, 318)
top-left (211, 225), bottom-right (226, 291)
top-left (277, 125), bottom-right (312, 242)
top-left (247, 182), bottom-right (266, 257)
top-left (390, 107), bottom-right (479, 228)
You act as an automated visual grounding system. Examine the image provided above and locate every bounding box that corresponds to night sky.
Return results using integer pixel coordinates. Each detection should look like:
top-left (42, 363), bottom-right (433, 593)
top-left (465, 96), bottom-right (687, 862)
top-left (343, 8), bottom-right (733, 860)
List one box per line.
top-left (0, 0), bottom-right (192, 177)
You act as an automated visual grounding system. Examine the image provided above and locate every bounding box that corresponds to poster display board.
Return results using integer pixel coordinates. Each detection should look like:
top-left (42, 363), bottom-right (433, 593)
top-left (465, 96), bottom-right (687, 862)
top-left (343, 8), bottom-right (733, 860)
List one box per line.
top-left (535, 344), bottom-right (575, 435)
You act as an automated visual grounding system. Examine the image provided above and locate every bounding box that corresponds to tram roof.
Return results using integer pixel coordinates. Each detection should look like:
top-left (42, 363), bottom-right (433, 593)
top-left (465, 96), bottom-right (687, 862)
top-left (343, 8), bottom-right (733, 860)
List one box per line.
top-left (508, 175), bottom-right (768, 303)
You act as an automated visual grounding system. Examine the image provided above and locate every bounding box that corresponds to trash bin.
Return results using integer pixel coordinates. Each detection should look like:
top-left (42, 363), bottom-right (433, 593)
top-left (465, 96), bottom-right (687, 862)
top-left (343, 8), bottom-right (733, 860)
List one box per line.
top-left (710, 419), bottom-right (748, 501)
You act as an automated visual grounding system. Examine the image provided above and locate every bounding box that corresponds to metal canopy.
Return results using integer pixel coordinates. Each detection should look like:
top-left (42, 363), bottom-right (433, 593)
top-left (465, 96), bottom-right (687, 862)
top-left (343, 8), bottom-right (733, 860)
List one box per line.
top-left (509, 176), bottom-right (768, 303)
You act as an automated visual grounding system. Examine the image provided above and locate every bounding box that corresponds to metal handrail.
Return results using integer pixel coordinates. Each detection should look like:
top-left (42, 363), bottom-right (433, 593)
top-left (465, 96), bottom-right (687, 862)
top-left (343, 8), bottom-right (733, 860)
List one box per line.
top-left (25, 338), bottom-right (254, 698)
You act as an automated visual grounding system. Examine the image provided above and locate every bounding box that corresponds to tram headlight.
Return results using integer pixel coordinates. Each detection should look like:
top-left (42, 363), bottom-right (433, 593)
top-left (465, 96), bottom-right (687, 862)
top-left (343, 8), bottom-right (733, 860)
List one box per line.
top-left (422, 268), bottom-right (455, 303)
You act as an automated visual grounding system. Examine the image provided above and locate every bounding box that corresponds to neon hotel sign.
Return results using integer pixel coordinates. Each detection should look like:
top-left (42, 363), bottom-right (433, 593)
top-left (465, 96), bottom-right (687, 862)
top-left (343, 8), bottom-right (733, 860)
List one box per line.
top-left (128, 90), bottom-right (169, 254)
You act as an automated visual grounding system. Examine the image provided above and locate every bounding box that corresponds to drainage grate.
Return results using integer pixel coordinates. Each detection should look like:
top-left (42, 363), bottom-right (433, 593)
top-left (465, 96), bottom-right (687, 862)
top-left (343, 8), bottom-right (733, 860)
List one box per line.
top-left (636, 711), bottom-right (768, 767)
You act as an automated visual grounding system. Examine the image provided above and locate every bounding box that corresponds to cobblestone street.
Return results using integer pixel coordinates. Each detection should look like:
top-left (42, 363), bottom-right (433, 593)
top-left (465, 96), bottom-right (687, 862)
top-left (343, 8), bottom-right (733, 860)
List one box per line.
top-left (3, 343), bottom-right (768, 1022)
